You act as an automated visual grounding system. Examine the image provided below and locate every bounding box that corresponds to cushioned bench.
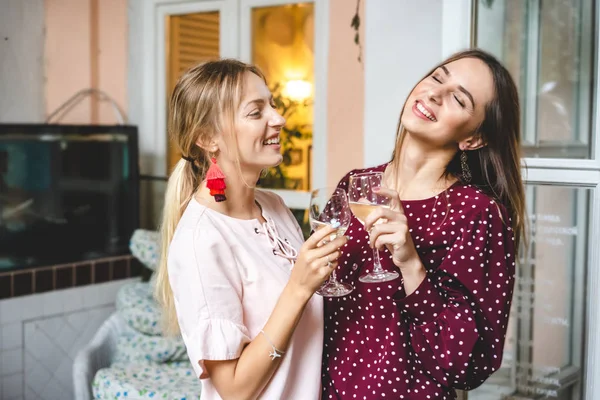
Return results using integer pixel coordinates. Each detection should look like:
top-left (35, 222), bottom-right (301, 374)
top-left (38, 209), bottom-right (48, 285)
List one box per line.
top-left (92, 361), bottom-right (202, 399)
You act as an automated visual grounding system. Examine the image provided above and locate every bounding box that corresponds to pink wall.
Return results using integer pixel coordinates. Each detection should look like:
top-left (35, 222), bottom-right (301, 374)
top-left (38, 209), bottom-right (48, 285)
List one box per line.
top-left (97, 0), bottom-right (128, 123)
top-left (45, 0), bottom-right (127, 124)
top-left (326, 0), bottom-right (365, 187)
top-left (43, 0), bottom-right (363, 183)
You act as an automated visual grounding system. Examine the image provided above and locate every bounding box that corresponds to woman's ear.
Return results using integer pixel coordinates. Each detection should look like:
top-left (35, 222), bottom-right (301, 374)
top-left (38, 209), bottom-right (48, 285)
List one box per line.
top-left (195, 136), bottom-right (219, 154)
top-left (458, 133), bottom-right (487, 151)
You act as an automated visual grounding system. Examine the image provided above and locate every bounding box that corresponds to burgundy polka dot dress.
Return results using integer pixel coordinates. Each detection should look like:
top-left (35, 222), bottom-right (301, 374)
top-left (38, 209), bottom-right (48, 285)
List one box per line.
top-left (321, 164), bottom-right (516, 400)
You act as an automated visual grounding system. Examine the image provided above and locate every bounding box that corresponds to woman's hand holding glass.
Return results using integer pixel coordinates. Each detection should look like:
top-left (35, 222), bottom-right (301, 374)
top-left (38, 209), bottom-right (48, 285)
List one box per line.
top-left (348, 172), bottom-right (400, 283)
top-left (309, 187), bottom-right (354, 297)
top-left (364, 187), bottom-right (421, 272)
top-left (288, 225), bottom-right (348, 300)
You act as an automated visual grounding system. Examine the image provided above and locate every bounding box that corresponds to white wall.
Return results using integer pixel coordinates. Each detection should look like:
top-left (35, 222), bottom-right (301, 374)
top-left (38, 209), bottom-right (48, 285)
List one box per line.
top-left (0, 279), bottom-right (137, 400)
top-left (363, 0), bottom-right (444, 167)
top-left (127, 0), bottom-right (152, 174)
top-left (0, 0), bottom-right (45, 123)
top-left (441, 0), bottom-right (472, 59)
top-left (363, 0), bottom-right (478, 168)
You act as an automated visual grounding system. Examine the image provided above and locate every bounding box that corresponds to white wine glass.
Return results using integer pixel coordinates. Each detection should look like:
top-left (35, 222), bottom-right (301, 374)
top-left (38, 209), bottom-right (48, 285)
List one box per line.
top-left (309, 187), bottom-right (353, 297)
top-left (348, 172), bottom-right (400, 283)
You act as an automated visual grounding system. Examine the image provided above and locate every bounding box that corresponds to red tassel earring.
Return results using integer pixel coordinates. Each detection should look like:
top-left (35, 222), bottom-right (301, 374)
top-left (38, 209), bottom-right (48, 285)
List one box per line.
top-left (206, 157), bottom-right (227, 202)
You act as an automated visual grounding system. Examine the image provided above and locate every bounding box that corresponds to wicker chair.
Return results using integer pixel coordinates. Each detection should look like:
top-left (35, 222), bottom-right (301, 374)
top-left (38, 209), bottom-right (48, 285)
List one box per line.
top-left (72, 312), bottom-right (134, 400)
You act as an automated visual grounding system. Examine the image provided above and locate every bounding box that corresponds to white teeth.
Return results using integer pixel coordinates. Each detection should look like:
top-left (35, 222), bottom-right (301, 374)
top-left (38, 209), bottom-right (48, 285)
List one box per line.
top-left (417, 102), bottom-right (436, 121)
top-left (263, 137), bottom-right (280, 145)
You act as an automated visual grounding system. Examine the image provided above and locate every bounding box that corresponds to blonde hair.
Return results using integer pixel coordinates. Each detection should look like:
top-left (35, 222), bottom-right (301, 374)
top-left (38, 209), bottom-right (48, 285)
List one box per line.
top-left (155, 59), bottom-right (265, 336)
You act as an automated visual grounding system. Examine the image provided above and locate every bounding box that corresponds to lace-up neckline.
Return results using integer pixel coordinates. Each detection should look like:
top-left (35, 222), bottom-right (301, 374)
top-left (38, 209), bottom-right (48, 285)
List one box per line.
top-left (191, 196), bottom-right (298, 266)
top-left (258, 217), bottom-right (298, 265)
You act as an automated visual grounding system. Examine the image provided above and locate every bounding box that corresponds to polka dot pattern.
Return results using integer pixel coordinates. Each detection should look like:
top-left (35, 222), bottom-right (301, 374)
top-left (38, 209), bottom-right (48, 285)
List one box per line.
top-left (321, 163), bottom-right (516, 399)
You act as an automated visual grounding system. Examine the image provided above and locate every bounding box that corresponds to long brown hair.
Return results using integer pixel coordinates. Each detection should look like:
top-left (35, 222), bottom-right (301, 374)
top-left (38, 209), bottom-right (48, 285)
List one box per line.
top-left (391, 49), bottom-right (526, 248)
top-left (155, 59), bottom-right (265, 335)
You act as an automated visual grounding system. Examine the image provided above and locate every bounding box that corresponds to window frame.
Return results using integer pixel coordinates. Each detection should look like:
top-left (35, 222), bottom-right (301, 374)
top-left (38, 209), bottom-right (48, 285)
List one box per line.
top-left (441, 0), bottom-right (600, 398)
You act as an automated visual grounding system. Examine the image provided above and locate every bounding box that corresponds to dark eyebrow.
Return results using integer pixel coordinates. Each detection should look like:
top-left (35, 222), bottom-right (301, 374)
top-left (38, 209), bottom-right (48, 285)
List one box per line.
top-left (440, 65), bottom-right (475, 108)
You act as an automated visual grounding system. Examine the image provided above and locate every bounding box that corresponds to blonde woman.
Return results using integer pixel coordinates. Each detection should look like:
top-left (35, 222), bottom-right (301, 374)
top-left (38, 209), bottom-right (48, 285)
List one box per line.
top-left (155, 60), bottom-right (346, 400)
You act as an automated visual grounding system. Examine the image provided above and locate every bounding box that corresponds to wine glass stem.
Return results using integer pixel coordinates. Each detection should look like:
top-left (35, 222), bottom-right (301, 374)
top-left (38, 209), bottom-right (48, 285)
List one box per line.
top-left (372, 247), bottom-right (384, 273)
top-left (330, 268), bottom-right (338, 283)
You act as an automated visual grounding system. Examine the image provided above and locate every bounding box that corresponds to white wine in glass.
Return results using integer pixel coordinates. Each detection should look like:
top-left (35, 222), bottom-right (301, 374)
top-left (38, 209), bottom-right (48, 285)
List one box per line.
top-left (348, 202), bottom-right (390, 225)
top-left (348, 172), bottom-right (400, 283)
top-left (309, 187), bottom-right (353, 297)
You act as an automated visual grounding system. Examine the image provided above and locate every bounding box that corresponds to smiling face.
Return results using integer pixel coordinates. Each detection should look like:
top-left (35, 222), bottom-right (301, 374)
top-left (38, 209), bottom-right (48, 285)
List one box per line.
top-left (215, 71), bottom-right (286, 174)
top-left (400, 57), bottom-right (495, 150)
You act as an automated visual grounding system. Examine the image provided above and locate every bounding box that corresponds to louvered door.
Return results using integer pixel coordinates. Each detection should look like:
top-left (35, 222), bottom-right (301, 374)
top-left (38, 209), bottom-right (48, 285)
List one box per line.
top-left (166, 11), bottom-right (220, 171)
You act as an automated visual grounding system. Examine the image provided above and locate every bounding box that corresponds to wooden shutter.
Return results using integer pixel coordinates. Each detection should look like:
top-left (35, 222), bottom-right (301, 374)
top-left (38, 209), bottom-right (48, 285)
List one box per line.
top-left (167, 12), bottom-right (220, 171)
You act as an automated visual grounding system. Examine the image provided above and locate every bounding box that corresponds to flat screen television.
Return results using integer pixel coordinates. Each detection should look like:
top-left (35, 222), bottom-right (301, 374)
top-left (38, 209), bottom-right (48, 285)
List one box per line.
top-left (0, 124), bottom-right (139, 271)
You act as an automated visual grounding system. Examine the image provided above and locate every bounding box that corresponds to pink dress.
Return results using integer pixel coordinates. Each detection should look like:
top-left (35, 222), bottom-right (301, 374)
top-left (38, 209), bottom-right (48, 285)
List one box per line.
top-left (168, 190), bottom-right (324, 400)
top-left (321, 164), bottom-right (516, 399)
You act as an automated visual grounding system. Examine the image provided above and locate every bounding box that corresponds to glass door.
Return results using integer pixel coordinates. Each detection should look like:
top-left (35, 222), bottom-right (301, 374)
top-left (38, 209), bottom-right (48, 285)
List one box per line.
top-left (240, 0), bottom-right (317, 235)
top-left (466, 0), bottom-right (600, 399)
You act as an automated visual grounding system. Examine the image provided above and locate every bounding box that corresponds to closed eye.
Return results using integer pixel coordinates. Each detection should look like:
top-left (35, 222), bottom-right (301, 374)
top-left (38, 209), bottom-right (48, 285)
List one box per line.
top-left (432, 75), bottom-right (442, 83)
top-left (453, 95), bottom-right (465, 108)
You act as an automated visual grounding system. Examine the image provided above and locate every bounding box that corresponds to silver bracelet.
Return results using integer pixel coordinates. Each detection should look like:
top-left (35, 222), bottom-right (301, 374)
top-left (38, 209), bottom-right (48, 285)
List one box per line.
top-left (260, 330), bottom-right (285, 361)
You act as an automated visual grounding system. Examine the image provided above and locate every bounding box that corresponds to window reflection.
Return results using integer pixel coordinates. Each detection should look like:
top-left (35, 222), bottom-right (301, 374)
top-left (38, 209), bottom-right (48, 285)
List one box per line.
top-left (476, 0), bottom-right (595, 159)
top-left (470, 185), bottom-right (588, 400)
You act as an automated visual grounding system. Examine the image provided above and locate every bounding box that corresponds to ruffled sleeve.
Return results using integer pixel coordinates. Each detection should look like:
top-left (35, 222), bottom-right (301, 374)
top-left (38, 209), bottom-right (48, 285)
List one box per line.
top-left (186, 319), bottom-right (250, 378)
top-left (168, 222), bottom-right (251, 379)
